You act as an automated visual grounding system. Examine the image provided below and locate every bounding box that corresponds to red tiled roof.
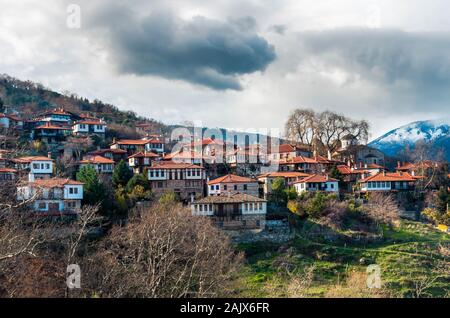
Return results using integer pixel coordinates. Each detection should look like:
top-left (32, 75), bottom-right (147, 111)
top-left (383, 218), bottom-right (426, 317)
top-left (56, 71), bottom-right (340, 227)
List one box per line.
top-left (35, 122), bottom-right (71, 130)
top-left (89, 148), bottom-right (127, 155)
top-left (150, 162), bottom-right (204, 170)
top-left (79, 155), bottom-right (114, 164)
top-left (294, 174), bottom-right (339, 183)
top-left (208, 174), bottom-right (256, 185)
top-left (163, 149), bottom-right (208, 160)
top-left (278, 156), bottom-right (318, 165)
top-left (0, 113), bottom-right (22, 121)
top-left (258, 172), bottom-right (311, 179)
top-left (360, 172), bottom-right (416, 183)
top-left (113, 139), bottom-right (150, 146)
top-left (128, 152), bottom-right (159, 159)
top-left (73, 120), bottom-right (105, 126)
top-left (28, 178), bottom-right (83, 188)
top-left (0, 168), bottom-right (17, 173)
top-left (13, 156), bottom-right (54, 163)
top-left (277, 144), bottom-right (295, 153)
top-left (337, 165), bottom-right (367, 175)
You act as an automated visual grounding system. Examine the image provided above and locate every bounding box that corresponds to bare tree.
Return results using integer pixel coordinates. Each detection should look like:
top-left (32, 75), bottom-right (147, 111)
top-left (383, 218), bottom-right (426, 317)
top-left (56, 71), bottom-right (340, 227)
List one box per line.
top-left (82, 202), bottom-right (242, 298)
top-left (284, 109), bottom-right (316, 147)
top-left (364, 193), bottom-right (400, 235)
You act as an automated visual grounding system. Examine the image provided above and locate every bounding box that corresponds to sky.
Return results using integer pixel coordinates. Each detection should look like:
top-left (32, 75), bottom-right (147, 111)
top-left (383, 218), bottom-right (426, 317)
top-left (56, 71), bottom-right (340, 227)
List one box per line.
top-left (1, 0), bottom-right (449, 140)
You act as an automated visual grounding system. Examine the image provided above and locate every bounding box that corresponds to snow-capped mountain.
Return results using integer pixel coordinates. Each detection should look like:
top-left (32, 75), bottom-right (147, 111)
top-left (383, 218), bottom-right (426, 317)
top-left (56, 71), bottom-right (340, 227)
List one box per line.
top-left (369, 119), bottom-right (450, 161)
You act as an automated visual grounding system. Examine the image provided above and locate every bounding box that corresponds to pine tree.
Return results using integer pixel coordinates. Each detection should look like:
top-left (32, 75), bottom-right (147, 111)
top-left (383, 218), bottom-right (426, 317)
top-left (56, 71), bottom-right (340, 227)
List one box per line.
top-left (76, 165), bottom-right (106, 205)
top-left (112, 160), bottom-right (133, 188)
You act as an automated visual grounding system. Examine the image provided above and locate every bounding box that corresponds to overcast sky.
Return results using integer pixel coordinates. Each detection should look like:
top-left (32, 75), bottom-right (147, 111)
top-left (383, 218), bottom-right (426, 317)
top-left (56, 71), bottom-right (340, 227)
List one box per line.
top-left (1, 0), bottom-right (449, 140)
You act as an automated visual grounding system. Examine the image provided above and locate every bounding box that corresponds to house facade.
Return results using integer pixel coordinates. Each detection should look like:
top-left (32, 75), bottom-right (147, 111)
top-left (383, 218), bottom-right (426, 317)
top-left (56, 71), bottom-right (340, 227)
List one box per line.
top-left (208, 174), bottom-right (259, 197)
top-left (128, 151), bottom-right (159, 174)
top-left (16, 178), bottom-right (84, 215)
top-left (359, 172), bottom-right (417, 192)
top-left (191, 193), bottom-right (267, 230)
top-left (72, 119), bottom-right (107, 136)
top-left (293, 174), bottom-right (339, 193)
top-left (147, 162), bottom-right (206, 201)
top-left (257, 171), bottom-right (311, 198)
top-left (12, 156), bottom-right (54, 179)
top-left (78, 155), bottom-right (115, 174)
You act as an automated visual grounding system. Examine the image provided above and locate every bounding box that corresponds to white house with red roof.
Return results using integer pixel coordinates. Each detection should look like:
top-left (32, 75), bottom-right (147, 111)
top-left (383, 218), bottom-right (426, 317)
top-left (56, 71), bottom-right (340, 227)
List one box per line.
top-left (111, 137), bottom-right (164, 155)
top-left (128, 151), bottom-right (160, 174)
top-left (12, 156), bottom-right (54, 179)
top-left (268, 143), bottom-right (312, 161)
top-left (72, 118), bottom-right (107, 136)
top-left (359, 172), bottom-right (417, 192)
top-left (207, 174), bottom-right (259, 197)
top-left (257, 171), bottom-right (311, 198)
top-left (78, 155), bottom-right (115, 174)
top-left (0, 113), bottom-right (23, 129)
top-left (16, 178), bottom-right (84, 215)
top-left (293, 174), bottom-right (339, 193)
top-left (87, 148), bottom-right (128, 163)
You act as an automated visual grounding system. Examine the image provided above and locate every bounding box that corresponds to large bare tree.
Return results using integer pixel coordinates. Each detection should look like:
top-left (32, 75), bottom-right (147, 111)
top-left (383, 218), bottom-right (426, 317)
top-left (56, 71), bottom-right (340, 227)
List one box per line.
top-left (82, 202), bottom-right (242, 298)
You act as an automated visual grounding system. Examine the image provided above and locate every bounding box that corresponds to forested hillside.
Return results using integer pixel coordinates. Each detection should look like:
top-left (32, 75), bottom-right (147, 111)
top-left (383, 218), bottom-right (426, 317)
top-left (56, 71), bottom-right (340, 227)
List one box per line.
top-left (0, 74), bottom-right (169, 138)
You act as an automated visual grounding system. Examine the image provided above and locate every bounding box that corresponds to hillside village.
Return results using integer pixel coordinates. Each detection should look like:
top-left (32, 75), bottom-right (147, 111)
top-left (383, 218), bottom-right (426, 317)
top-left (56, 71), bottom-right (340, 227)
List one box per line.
top-left (0, 77), bottom-right (449, 298)
top-left (1, 100), bottom-right (449, 234)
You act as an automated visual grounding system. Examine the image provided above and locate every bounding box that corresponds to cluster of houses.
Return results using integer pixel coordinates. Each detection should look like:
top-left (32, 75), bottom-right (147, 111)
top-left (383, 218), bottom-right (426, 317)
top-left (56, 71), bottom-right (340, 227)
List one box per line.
top-left (0, 107), bottom-right (446, 230)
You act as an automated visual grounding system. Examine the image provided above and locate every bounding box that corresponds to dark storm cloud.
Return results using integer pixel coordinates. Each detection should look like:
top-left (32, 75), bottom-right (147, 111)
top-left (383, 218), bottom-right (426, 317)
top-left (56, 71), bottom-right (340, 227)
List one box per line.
top-left (297, 28), bottom-right (450, 101)
top-left (88, 7), bottom-right (276, 90)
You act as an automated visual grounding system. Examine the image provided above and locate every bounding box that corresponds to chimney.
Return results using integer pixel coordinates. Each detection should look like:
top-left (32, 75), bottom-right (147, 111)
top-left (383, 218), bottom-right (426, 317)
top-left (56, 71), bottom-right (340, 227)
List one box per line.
top-left (397, 161), bottom-right (401, 168)
top-left (359, 162), bottom-right (362, 168)
top-left (364, 163), bottom-right (367, 168)
top-left (190, 194), bottom-right (194, 203)
top-left (47, 152), bottom-right (52, 159)
top-left (113, 137), bottom-right (116, 144)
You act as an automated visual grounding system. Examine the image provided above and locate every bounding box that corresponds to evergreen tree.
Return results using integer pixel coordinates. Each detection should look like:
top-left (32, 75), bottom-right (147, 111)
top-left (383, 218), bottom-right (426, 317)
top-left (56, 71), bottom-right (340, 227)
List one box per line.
top-left (76, 165), bottom-right (106, 205)
top-left (112, 160), bottom-right (133, 188)
top-left (330, 165), bottom-right (344, 182)
top-left (436, 187), bottom-right (449, 215)
top-left (0, 97), bottom-right (4, 113)
top-left (126, 173), bottom-right (150, 193)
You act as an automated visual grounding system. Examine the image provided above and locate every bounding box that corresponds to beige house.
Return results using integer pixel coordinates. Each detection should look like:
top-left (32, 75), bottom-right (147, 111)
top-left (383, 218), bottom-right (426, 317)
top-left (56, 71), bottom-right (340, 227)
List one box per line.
top-left (208, 174), bottom-right (259, 197)
top-left (147, 162), bottom-right (206, 201)
top-left (191, 193), bottom-right (267, 231)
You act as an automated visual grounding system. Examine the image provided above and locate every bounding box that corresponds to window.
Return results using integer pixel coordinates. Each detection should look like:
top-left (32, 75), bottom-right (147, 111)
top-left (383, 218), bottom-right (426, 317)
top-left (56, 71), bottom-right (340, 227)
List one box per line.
top-left (215, 185), bottom-right (219, 190)
top-left (196, 170), bottom-right (200, 176)
top-left (46, 163), bottom-right (50, 169)
top-left (234, 185), bottom-right (238, 191)
top-left (33, 163), bottom-right (39, 169)
top-left (224, 185), bottom-right (227, 190)
top-left (244, 203), bottom-right (248, 211)
top-left (187, 170), bottom-right (191, 177)
top-left (150, 171), bottom-right (154, 177)
top-left (243, 184), bottom-right (248, 191)
top-left (69, 188), bottom-right (74, 194)
top-left (155, 170), bottom-right (159, 177)
top-left (199, 205), bottom-right (203, 212)
top-left (37, 202), bottom-right (46, 210)
top-left (210, 185), bottom-right (214, 191)
top-left (330, 183), bottom-right (334, 189)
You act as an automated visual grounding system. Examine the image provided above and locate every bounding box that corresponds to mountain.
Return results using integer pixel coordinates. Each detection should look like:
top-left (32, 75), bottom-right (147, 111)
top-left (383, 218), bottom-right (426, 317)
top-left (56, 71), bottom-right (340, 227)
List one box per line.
top-left (369, 119), bottom-right (450, 161)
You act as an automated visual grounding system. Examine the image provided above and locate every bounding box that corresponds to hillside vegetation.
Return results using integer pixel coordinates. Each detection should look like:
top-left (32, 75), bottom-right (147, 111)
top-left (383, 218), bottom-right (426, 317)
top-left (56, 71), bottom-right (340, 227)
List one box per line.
top-left (234, 220), bottom-right (449, 298)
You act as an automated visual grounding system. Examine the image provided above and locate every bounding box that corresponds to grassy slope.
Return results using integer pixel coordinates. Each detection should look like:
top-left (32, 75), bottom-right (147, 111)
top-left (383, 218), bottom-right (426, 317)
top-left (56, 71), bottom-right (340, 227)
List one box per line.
top-left (234, 220), bottom-right (450, 298)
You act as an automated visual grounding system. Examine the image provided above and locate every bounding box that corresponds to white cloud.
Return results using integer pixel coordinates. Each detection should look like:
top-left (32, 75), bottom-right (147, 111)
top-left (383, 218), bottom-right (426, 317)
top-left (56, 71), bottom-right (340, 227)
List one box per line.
top-left (0, 0), bottom-right (449, 139)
